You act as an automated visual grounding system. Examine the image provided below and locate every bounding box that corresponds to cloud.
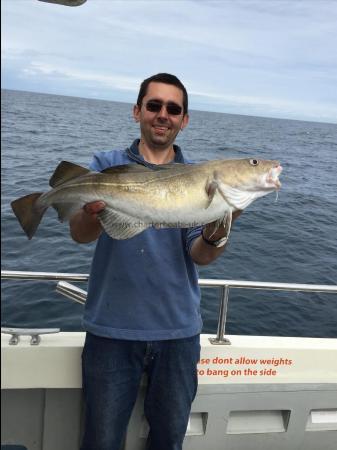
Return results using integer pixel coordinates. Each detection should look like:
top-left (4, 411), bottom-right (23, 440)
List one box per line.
top-left (189, 88), bottom-right (337, 122)
top-left (2, 0), bottom-right (337, 123)
top-left (22, 60), bottom-right (139, 90)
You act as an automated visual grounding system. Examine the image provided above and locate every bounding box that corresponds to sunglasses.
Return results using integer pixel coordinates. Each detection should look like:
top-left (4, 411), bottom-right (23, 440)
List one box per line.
top-left (144, 100), bottom-right (183, 116)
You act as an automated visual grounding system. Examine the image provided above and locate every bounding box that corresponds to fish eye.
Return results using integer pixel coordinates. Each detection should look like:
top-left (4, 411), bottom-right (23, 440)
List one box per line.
top-left (249, 159), bottom-right (259, 166)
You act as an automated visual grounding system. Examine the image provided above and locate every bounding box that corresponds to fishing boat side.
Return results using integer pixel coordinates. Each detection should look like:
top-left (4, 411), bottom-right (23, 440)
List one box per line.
top-left (2, 331), bottom-right (337, 450)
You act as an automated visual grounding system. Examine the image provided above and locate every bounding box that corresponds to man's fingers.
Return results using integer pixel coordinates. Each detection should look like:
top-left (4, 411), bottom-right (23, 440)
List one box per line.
top-left (83, 201), bottom-right (106, 215)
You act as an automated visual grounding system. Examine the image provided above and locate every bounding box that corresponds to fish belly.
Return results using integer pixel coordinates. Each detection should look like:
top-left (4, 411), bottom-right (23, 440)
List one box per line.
top-left (104, 190), bottom-right (230, 228)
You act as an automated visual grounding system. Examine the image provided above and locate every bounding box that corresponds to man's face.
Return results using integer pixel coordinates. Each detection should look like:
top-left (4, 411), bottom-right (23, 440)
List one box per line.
top-left (133, 82), bottom-right (189, 150)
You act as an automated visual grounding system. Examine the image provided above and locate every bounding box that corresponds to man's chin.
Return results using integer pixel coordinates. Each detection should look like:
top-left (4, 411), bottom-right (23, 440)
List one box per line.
top-left (150, 136), bottom-right (172, 148)
top-left (151, 132), bottom-right (180, 148)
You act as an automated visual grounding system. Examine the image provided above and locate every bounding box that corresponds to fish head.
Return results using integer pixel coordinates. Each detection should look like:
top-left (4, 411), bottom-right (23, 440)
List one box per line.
top-left (249, 158), bottom-right (282, 191)
top-left (220, 158), bottom-right (282, 190)
top-left (215, 158), bottom-right (283, 210)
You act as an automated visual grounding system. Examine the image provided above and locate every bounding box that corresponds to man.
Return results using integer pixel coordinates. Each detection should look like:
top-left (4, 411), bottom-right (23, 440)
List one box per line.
top-left (70, 73), bottom-right (239, 450)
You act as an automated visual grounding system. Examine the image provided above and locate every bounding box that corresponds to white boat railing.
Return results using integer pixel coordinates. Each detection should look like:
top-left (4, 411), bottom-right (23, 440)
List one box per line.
top-left (2, 270), bottom-right (337, 345)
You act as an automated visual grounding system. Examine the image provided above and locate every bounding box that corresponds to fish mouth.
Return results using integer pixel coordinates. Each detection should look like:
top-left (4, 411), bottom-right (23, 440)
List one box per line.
top-left (266, 164), bottom-right (282, 189)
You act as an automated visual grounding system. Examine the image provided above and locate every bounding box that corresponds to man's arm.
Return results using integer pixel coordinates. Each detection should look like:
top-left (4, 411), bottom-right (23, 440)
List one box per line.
top-left (69, 201), bottom-right (106, 243)
top-left (190, 210), bottom-right (242, 265)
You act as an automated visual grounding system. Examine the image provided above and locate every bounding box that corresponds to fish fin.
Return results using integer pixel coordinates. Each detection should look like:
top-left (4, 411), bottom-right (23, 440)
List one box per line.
top-left (49, 161), bottom-right (90, 188)
top-left (205, 171), bottom-right (229, 208)
top-left (97, 208), bottom-right (148, 239)
top-left (11, 193), bottom-right (47, 239)
top-left (208, 209), bottom-right (232, 240)
top-left (52, 202), bottom-right (81, 222)
top-left (205, 178), bottom-right (219, 208)
top-left (223, 209), bottom-right (232, 239)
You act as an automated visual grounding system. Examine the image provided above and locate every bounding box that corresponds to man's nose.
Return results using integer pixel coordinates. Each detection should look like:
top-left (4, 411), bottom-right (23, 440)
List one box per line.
top-left (157, 105), bottom-right (169, 119)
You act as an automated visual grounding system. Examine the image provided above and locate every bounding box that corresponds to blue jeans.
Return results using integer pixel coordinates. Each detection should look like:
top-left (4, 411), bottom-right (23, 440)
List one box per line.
top-left (81, 333), bottom-right (200, 450)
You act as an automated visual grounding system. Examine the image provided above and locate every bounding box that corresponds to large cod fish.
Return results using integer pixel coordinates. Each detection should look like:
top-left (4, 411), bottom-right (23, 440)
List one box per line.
top-left (11, 158), bottom-right (282, 240)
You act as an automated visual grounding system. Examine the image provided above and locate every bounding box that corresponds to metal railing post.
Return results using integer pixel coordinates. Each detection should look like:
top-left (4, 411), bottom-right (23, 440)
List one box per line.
top-left (56, 281), bottom-right (87, 305)
top-left (209, 285), bottom-right (231, 345)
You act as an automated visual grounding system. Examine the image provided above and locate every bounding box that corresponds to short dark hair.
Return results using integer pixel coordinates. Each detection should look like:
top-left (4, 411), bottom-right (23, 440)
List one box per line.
top-left (137, 73), bottom-right (188, 115)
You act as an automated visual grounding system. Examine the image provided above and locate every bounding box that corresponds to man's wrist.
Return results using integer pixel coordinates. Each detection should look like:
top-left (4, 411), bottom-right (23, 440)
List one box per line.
top-left (201, 229), bottom-right (228, 248)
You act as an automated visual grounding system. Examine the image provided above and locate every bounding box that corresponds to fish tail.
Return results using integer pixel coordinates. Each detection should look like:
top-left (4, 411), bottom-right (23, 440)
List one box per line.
top-left (11, 193), bottom-right (47, 240)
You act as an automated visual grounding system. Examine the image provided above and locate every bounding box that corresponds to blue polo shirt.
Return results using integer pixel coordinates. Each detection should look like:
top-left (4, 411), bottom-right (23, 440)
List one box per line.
top-left (83, 139), bottom-right (203, 340)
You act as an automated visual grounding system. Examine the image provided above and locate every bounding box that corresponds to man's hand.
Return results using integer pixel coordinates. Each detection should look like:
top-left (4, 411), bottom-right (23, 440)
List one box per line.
top-left (69, 201), bottom-right (106, 243)
top-left (190, 209), bottom-right (243, 265)
top-left (83, 201), bottom-right (106, 217)
top-left (202, 209), bottom-right (243, 241)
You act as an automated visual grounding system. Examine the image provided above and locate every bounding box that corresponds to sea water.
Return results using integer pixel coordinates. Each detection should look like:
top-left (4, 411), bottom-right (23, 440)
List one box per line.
top-left (1, 89), bottom-right (337, 337)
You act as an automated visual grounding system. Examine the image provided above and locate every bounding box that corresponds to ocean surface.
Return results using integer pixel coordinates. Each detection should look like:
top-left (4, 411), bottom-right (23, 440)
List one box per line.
top-left (1, 89), bottom-right (337, 338)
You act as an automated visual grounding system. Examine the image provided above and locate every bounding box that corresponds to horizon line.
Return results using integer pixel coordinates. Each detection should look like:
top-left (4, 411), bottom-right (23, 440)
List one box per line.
top-left (2, 87), bottom-right (336, 126)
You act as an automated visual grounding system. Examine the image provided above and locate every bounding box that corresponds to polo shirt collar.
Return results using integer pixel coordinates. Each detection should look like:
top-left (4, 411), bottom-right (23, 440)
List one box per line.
top-left (125, 139), bottom-right (185, 167)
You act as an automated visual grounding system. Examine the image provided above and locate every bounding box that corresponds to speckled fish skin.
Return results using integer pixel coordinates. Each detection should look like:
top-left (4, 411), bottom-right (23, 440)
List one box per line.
top-left (11, 158), bottom-right (282, 240)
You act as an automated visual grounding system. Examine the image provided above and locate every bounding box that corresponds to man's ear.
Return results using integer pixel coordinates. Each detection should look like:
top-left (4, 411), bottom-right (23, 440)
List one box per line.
top-left (181, 113), bottom-right (189, 130)
top-left (133, 104), bottom-right (140, 122)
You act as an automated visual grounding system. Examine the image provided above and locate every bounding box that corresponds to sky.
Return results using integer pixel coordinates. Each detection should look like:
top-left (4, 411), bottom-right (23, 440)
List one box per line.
top-left (2, 0), bottom-right (337, 123)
